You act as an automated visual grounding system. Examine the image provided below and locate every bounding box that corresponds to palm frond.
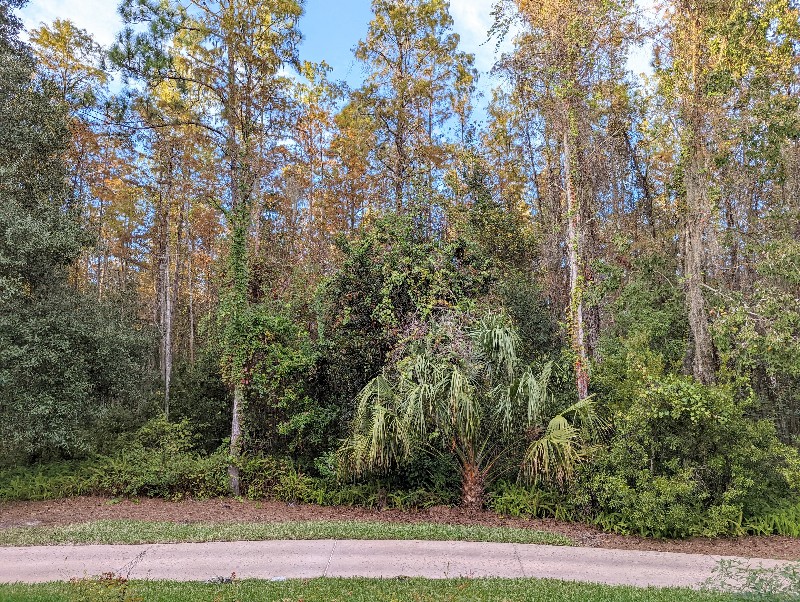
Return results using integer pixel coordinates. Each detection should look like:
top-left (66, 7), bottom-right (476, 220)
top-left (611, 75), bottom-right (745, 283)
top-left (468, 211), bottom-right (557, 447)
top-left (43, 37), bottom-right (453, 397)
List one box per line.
top-left (449, 366), bottom-right (480, 442)
top-left (345, 374), bottom-right (406, 475)
top-left (517, 360), bottom-right (552, 426)
top-left (471, 314), bottom-right (519, 378)
top-left (561, 394), bottom-right (606, 436)
top-left (522, 413), bottom-right (583, 486)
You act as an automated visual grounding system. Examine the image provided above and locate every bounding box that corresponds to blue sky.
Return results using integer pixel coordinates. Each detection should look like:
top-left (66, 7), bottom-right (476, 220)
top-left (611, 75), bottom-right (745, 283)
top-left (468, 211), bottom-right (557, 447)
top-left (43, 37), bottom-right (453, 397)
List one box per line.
top-left (19, 0), bottom-right (653, 120)
top-left (19, 0), bottom-right (514, 84)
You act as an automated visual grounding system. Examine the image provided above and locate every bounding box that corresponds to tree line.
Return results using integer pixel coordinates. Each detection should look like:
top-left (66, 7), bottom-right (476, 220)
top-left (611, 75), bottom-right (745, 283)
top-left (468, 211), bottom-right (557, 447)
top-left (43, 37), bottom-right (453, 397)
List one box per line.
top-left (2, 0), bottom-right (800, 535)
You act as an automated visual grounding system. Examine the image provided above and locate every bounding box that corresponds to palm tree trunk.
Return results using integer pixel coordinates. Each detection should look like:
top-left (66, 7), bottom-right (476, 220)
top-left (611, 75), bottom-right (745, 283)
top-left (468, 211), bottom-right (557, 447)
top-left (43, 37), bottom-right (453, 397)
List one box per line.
top-left (461, 461), bottom-right (485, 509)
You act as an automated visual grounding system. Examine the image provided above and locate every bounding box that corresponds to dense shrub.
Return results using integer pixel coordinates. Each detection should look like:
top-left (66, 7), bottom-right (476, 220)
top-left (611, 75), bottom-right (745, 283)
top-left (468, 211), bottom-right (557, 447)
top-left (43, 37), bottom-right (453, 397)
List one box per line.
top-left (87, 417), bottom-right (229, 499)
top-left (586, 374), bottom-right (800, 537)
top-left (0, 422), bottom-right (457, 509)
top-left (229, 305), bottom-right (330, 461)
top-left (0, 291), bottom-right (155, 465)
top-left (744, 501), bottom-right (800, 537)
top-left (313, 214), bottom-right (501, 443)
top-left (168, 354), bottom-right (230, 453)
top-left (0, 461), bottom-right (97, 501)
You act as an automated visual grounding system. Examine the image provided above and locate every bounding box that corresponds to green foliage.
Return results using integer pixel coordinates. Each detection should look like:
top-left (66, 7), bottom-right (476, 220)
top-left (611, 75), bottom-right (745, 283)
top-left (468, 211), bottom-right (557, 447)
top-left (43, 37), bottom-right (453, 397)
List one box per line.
top-left (272, 467), bottom-right (324, 505)
top-left (168, 355), bottom-right (230, 454)
top-left (244, 456), bottom-right (456, 509)
top-left (712, 233), bottom-right (800, 441)
top-left (313, 210), bottom-right (556, 485)
top-left (597, 253), bottom-right (688, 380)
top-left (0, 291), bottom-right (153, 464)
top-left (0, 442), bottom-right (455, 509)
top-left (489, 482), bottom-right (578, 521)
top-left (0, 460), bottom-right (96, 501)
top-left (314, 214), bottom-right (497, 420)
top-left (587, 372), bottom-right (799, 537)
top-left (703, 559), bottom-right (800, 601)
top-left (0, 418), bottom-right (230, 502)
top-left (0, 4), bottom-right (153, 464)
top-left (229, 305), bottom-right (326, 459)
top-left (88, 417), bottom-right (229, 499)
top-left (341, 310), bottom-right (592, 507)
top-left (744, 501), bottom-right (800, 537)
top-left (496, 275), bottom-right (557, 364)
top-left (449, 162), bottom-right (538, 274)
top-left (589, 469), bottom-right (744, 538)
top-left (238, 454), bottom-right (293, 500)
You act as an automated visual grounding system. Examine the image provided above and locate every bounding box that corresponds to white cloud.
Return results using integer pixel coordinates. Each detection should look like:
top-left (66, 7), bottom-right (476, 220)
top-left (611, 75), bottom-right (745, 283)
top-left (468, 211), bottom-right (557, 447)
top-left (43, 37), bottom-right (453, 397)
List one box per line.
top-left (450, 0), bottom-right (657, 83)
top-left (448, 0), bottom-right (512, 77)
top-left (19, 0), bottom-right (121, 47)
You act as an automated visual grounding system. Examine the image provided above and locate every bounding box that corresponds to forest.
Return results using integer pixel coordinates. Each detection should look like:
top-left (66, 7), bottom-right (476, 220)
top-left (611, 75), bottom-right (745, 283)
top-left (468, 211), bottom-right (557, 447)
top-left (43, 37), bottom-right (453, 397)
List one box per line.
top-left (1, 0), bottom-right (799, 541)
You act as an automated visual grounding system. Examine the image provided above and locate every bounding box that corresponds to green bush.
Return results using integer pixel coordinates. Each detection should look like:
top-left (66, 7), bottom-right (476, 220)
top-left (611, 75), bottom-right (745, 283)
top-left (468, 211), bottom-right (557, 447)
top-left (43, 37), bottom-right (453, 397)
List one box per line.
top-left (312, 214), bottom-right (500, 449)
top-left (230, 306), bottom-right (327, 461)
top-left (168, 354), bottom-right (230, 454)
top-left (87, 417), bottom-right (229, 499)
top-left (88, 448), bottom-right (228, 500)
top-left (0, 439), bottom-right (458, 509)
top-left (0, 461), bottom-right (96, 501)
top-left (239, 454), bottom-right (294, 500)
top-left (586, 375), bottom-right (799, 538)
top-left (272, 468), bottom-right (325, 504)
top-left (589, 469), bottom-right (745, 538)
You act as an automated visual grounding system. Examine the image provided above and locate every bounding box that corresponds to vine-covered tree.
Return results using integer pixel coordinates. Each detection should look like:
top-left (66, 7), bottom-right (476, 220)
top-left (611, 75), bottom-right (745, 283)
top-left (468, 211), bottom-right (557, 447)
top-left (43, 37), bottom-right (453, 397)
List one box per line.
top-left (113, 0), bottom-right (304, 493)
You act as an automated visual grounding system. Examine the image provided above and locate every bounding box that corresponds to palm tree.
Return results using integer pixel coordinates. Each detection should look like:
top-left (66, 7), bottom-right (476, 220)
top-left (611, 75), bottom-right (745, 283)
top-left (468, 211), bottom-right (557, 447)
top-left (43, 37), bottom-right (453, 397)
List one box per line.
top-left (341, 312), bottom-right (597, 508)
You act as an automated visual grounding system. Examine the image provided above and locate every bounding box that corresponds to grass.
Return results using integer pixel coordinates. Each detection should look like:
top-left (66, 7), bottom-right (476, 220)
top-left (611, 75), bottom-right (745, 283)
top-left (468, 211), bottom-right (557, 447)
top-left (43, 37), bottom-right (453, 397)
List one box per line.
top-left (0, 518), bottom-right (573, 547)
top-left (0, 577), bottom-right (744, 602)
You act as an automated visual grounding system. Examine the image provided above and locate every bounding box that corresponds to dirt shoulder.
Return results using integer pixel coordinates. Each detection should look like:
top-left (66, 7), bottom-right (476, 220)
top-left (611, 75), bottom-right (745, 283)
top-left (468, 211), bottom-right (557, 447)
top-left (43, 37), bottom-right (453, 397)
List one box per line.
top-left (1, 496), bottom-right (798, 561)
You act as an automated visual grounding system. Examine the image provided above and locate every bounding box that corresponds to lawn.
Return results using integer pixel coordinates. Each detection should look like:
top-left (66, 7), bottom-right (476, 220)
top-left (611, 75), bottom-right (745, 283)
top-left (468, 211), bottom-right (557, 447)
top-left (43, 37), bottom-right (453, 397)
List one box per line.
top-left (0, 577), bottom-right (743, 602)
top-left (0, 519), bottom-right (572, 547)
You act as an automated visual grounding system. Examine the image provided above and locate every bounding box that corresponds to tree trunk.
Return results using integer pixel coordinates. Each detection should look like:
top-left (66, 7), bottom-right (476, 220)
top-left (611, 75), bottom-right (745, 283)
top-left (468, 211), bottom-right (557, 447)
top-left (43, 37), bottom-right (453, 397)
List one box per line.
top-left (563, 121), bottom-right (590, 400)
top-left (223, 33), bottom-right (255, 497)
top-left (164, 251), bottom-right (172, 418)
top-left (681, 10), bottom-right (716, 385)
top-left (228, 383), bottom-right (243, 496)
top-left (188, 219), bottom-right (195, 366)
top-left (155, 188), bottom-right (169, 409)
top-left (683, 150), bottom-right (715, 384)
top-left (461, 461), bottom-right (485, 509)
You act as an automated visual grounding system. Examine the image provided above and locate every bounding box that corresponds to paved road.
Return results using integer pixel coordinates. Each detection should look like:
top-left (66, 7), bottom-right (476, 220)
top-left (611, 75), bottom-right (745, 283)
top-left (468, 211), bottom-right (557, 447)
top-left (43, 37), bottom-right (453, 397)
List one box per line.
top-left (0, 540), bottom-right (790, 587)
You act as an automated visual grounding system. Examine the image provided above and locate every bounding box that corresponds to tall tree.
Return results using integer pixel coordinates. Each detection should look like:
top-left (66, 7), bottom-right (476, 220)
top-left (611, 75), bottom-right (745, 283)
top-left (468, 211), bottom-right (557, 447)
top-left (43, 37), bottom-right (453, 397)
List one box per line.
top-left (113, 0), bottom-right (304, 493)
top-left (655, 0), bottom-right (800, 385)
top-left (501, 0), bottom-right (637, 399)
top-left (655, 0), bottom-right (722, 384)
top-left (355, 0), bottom-right (475, 213)
top-left (0, 0), bottom-right (148, 462)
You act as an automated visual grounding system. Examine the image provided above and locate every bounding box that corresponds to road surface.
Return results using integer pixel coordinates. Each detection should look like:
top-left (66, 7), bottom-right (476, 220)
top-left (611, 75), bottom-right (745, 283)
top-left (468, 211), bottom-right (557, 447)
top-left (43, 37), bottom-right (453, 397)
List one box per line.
top-left (0, 539), bottom-right (790, 587)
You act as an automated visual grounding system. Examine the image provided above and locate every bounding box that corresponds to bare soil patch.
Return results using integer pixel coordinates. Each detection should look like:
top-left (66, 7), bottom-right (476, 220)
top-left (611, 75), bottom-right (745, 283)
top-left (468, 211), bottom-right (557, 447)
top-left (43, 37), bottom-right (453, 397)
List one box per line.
top-left (1, 496), bottom-right (798, 560)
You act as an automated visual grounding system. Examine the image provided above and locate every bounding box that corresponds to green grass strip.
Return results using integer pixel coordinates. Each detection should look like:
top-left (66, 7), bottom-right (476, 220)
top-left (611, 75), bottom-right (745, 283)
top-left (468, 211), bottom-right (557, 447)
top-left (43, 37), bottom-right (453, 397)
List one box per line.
top-left (0, 578), bottom-right (739, 602)
top-left (0, 519), bottom-right (573, 547)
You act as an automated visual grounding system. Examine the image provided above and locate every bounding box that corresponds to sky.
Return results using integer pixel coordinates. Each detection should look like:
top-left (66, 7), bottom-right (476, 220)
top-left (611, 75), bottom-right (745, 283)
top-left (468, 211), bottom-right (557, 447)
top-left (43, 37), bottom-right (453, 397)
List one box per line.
top-left (18, 0), bottom-right (514, 83)
top-left (18, 0), bottom-right (653, 119)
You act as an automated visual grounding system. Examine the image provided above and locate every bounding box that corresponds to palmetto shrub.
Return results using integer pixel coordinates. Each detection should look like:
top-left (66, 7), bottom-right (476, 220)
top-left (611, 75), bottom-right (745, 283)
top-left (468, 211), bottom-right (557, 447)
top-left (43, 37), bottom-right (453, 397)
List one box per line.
top-left (340, 312), bottom-right (600, 508)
